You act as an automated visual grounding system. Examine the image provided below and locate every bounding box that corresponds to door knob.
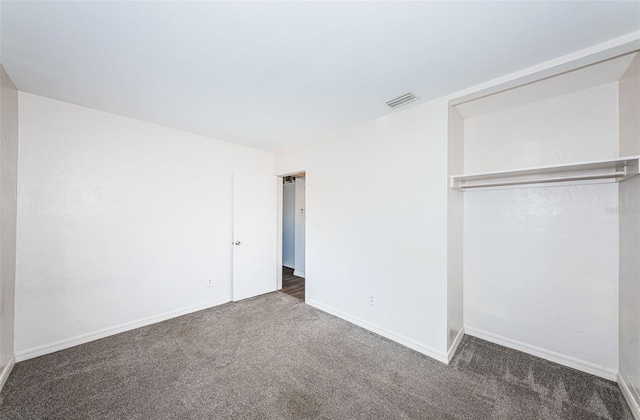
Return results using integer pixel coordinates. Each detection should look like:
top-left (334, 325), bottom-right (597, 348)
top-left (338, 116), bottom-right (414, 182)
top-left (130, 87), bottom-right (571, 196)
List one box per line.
top-left (235, 241), bottom-right (241, 245)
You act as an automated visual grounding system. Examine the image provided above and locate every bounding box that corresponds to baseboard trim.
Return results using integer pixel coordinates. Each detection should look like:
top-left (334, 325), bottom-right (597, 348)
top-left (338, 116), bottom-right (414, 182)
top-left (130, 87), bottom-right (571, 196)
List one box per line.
top-left (15, 296), bottom-right (232, 362)
top-left (465, 327), bottom-right (617, 381)
top-left (0, 356), bottom-right (15, 391)
top-left (293, 270), bottom-right (305, 278)
top-left (306, 299), bottom-right (448, 363)
top-left (447, 327), bottom-right (465, 362)
top-left (618, 372), bottom-right (640, 420)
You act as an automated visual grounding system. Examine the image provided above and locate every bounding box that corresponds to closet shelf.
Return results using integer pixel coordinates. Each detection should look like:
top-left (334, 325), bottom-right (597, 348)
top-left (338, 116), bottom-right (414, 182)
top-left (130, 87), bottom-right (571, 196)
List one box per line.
top-left (450, 155), bottom-right (640, 191)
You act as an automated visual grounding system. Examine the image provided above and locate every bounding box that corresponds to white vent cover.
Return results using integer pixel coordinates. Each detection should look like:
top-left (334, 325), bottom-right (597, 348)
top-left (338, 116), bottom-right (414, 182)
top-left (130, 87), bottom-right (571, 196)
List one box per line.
top-left (386, 92), bottom-right (419, 109)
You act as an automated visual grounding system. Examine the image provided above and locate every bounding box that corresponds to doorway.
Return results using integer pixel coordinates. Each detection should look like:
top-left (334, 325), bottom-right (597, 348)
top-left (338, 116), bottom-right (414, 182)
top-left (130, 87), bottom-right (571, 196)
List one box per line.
top-left (281, 172), bottom-right (305, 300)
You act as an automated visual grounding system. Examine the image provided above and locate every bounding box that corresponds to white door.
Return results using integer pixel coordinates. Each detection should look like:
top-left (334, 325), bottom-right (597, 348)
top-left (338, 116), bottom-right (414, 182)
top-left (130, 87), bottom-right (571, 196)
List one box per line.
top-left (232, 171), bottom-right (278, 301)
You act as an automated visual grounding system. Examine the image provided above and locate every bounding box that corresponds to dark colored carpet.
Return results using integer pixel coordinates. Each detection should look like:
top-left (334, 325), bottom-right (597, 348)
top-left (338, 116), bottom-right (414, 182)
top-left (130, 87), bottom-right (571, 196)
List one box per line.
top-left (0, 292), bottom-right (632, 419)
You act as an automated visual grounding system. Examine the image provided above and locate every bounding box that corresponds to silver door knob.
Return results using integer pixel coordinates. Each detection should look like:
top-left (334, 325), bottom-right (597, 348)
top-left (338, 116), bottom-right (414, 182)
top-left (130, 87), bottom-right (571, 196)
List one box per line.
top-left (234, 241), bottom-right (241, 245)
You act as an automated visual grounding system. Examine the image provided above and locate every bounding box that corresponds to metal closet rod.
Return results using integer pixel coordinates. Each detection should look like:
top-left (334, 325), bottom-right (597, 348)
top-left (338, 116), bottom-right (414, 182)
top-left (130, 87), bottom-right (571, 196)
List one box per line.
top-left (459, 170), bottom-right (626, 189)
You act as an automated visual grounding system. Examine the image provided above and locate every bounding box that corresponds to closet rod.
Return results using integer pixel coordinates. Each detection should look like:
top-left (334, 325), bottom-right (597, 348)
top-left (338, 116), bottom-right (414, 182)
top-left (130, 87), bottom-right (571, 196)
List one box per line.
top-left (459, 170), bottom-right (626, 190)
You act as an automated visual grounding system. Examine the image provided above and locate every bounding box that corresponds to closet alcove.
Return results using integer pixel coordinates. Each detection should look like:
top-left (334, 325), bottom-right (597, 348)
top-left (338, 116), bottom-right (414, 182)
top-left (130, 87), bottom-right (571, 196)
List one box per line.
top-left (446, 51), bottom-right (640, 382)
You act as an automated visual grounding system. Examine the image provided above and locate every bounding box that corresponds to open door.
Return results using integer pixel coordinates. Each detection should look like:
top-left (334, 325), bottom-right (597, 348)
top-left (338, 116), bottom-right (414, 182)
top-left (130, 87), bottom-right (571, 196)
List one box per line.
top-left (232, 171), bottom-right (278, 301)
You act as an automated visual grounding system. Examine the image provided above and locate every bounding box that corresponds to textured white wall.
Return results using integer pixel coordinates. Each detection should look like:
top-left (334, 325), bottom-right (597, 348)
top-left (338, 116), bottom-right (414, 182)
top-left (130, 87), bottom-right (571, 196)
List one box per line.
top-left (464, 83), bottom-right (619, 173)
top-left (446, 105), bottom-right (464, 352)
top-left (15, 93), bottom-right (274, 358)
top-left (463, 83), bottom-right (620, 376)
top-left (619, 54), bottom-right (640, 157)
top-left (618, 54), bottom-right (640, 413)
top-left (619, 175), bottom-right (640, 409)
top-left (282, 182), bottom-right (295, 268)
top-left (276, 99), bottom-right (450, 361)
top-left (0, 64), bottom-right (19, 383)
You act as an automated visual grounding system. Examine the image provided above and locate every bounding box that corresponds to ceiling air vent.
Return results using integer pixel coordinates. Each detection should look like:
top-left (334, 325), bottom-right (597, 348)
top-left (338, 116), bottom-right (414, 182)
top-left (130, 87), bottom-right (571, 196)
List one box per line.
top-left (386, 92), bottom-right (419, 109)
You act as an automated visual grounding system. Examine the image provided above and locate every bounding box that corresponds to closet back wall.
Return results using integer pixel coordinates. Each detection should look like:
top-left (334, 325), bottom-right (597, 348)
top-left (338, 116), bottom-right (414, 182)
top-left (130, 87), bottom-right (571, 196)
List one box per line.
top-left (463, 82), bottom-right (620, 376)
top-left (15, 93), bottom-right (274, 360)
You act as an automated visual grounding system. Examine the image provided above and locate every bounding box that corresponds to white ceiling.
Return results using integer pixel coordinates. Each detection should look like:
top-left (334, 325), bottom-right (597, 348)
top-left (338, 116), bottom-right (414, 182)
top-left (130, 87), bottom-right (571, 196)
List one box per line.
top-left (2, 1), bottom-right (639, 151)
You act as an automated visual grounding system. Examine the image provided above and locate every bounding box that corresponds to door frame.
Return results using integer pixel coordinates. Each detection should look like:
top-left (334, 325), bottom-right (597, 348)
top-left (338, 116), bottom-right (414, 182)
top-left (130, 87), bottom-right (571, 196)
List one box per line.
top-left (276, 170), bottom-right (307, 298)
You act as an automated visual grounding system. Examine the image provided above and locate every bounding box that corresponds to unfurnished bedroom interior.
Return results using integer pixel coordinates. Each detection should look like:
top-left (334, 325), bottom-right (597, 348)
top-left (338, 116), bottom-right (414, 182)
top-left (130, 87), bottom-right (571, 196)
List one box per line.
top-left (0, 1), bottom-right (639, 419)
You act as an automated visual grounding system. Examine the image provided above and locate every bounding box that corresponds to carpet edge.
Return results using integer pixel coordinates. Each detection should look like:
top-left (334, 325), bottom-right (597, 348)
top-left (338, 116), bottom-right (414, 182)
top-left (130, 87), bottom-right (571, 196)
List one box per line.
top-left (0, 356), bottom-right (15, 391)
top-left (619, 372), bottom-right (640, 420)
top-left (447, 327), bottom-right (465, 363)
top-left (15, 296), bottom-right (232, 362)
top-left (306, 299), bottom-right (448, 363)
top-left (465, 326), bottom-right (617, 380)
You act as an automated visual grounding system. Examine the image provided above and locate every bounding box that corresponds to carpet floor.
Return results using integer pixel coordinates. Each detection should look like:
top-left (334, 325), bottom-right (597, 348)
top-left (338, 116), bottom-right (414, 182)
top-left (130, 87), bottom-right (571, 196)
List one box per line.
top-left (0, 292), bottom-right (633, 419)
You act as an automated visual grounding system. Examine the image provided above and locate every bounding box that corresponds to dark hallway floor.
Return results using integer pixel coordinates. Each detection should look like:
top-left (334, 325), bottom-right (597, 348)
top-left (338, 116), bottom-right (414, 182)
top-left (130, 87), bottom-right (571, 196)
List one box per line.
top-left (281, 266), bottom-right (304, 300)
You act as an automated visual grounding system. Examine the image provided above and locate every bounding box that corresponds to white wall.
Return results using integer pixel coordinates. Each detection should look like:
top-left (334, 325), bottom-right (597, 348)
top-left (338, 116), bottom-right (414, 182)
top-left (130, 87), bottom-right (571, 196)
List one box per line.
top-left (446, 105), bottom-right (464, 354)
top-left (619, 175), bottom-right (640, 411)
top-left (463, 83), bottom-right (621, 377)
top-left (619, 54), bottom-right (640, 157)
top-left (464, 82), bottom-right (620, 173)
top-left (276, 99), bottom-right (451, 361)
top-left (15, 92), bottom-right (274, 359)
top-left (294, 177), bottom-right (305, 277)
top-left (282, 181), bottom-right (295, 268)
top-left (618, 53), bottom-right (640, 415)
top-left (0, 64), bottom-right (19, 387)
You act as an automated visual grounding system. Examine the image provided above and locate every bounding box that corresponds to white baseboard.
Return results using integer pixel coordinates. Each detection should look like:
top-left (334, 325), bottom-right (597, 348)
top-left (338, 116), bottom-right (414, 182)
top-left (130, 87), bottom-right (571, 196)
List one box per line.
top-left (293, 270), bottom-right (305, 278)
top-left (618, 372), bottom-right (640, 420)
top-left (447, 327), bottom-right (465, 362)
top-left (0, 356), bottom-right (15, 391)
top-left (15, 296), bottom-right (232, 362)
top-left (465, 326), bottom-right (617, 381)
top-left (306, 299), bottom-right (448, 363)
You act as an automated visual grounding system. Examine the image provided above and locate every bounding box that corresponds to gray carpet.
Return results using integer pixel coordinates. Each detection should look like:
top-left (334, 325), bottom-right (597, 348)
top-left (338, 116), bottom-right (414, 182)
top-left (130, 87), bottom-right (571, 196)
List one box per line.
top-left (0, 292), bottom-right (633, 419)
